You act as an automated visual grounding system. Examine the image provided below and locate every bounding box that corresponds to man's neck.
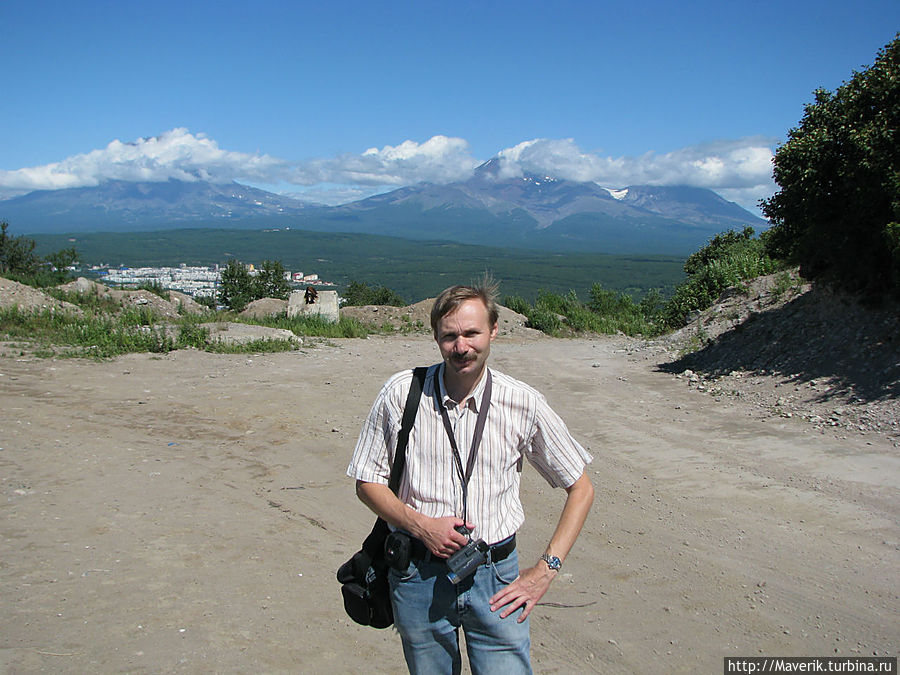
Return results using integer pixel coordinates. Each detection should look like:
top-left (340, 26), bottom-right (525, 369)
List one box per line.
top-left (442, 364), bottom-right (487, 407)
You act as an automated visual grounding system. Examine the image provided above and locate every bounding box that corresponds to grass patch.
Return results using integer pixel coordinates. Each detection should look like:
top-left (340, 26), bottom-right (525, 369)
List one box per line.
top-left (0, 306), bottom-right (175, 358)
top-left (232, 312), bottom-right (378, 338)
top-left (0, 304), bottom-right (378, 359)
top-left (204, 338), bottom-right (299, 354)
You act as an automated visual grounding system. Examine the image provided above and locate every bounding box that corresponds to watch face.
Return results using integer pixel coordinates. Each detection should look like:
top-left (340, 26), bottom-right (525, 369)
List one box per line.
top-left (542, 554), bottom-right (562, 570)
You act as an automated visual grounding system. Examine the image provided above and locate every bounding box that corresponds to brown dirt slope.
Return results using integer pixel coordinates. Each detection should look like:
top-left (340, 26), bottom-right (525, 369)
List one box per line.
top-left (651, 271), bottom-right (899, 442)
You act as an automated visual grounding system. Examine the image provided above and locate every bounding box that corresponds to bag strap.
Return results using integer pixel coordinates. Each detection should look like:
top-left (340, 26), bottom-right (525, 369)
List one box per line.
top-left (387, 366), bottom-right (428, 495)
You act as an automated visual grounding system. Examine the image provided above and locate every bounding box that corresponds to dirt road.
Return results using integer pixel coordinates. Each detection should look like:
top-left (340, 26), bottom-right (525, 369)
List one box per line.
top-left (1, 334), bottom-right (897, 673)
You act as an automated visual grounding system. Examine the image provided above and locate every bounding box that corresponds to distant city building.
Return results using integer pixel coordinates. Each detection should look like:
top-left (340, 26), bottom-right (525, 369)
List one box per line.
top-left (99, 263), bottom-right (334, 298)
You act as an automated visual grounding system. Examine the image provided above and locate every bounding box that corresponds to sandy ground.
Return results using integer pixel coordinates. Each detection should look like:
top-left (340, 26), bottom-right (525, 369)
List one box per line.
top-left (1, 333), bottom-right (898, 673)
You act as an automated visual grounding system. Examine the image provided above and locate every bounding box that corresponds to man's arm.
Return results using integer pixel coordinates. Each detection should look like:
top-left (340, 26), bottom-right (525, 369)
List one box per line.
top-left (355, 480), bottom-right (471, 558)
top-left (488, 471), bottom-right (594, 621)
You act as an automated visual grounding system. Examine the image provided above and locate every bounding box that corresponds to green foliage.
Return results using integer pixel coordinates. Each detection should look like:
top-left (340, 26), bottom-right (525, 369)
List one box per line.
top-left (501, 295), bottom-right (530, 316)
top-left (683, 227), bottom-right (757, 275)
top-left (525, 307), bottom-right (564, 335)
top-left (194, 294), bottom-right (217, 310)
top-left (218, 258), bottom-right (293, 310)
top-left (1, 221), bottom-right (40, 277)
top-left (174, 316), bottom-right (211, 349)
top-left (771, 270), bottom-right (801, 300)
top-left (233, 312), bottom-right (373, 338)
top-left (205, 338), bottom-right (298, 354)
top-left (342, 280), bottom-right (406, 306)
top-left (253, 259), bottom-right (291, 300)
top-left (0, 306), bottom-right (174, 358)
top-left (1, 222), bottom-right (81, 286)
top-left (44, 247), bottom-right (79, 276)
top-left (45, 286), bottom-right (122, 314)
top-left (660, 228), bottom-right (780, 328)
top-left (504, 286), bottom-right (663, 337)
top-left (761, 34), bottom-right (900, 297)
top-left (217, 259), bottom-right (255, 311)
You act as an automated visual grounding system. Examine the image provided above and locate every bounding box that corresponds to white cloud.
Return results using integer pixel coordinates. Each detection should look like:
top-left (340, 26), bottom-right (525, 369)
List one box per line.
top-left (492, 136), bottom-right (777, 211)
top-left (0, 128), bottom-right (777, 211)
top-left (289, 135), bottom-right (478, 187)
top-left (0, 128), bottom-right (285, 193)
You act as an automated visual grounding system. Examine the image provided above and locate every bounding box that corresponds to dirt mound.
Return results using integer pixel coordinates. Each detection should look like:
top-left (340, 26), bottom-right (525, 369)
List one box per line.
top-left (55, 277), bottom-right (204, 318)
top-left (0, 277), bottom-right (83, 314)
top-left (340, 298), bottom-right (541, 338)
top-left (239, 297), bottom-right (288, 319)
top-left (651, 271), bottom-right (900, 442)
top-left (200, 321), bottom-right (300, 346)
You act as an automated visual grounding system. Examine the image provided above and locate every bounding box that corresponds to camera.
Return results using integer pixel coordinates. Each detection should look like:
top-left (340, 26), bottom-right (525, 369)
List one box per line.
top-left (446, 526), bottom-right (488, 585)
top-left (384, 531), bottom-right (412, 571)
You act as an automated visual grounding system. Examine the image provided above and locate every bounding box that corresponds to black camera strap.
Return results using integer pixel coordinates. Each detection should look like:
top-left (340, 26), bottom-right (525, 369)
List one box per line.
top-left (437, 368), bottom-right (493, 525)
top-left (388, 366), bottom-right (429, 495)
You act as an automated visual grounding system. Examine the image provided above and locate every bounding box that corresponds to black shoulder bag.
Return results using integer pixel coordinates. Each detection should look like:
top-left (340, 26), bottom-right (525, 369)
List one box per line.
top-left (337, 366), bottom-right (427, 628)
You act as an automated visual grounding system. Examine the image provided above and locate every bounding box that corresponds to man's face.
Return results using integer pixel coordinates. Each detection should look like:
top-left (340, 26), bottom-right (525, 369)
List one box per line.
top-left (435, 298), bottom-right (498, 384)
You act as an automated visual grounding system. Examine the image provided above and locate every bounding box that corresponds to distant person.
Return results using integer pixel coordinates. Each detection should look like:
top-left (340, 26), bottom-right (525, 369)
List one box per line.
top-left (347, 278), bottom-right (594, 673)
top-left (304, 286), bottom-right (318, 304)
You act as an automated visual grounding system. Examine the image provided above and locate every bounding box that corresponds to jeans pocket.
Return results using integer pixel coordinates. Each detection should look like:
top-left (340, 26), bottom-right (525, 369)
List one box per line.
top-left (389, 559), bottom-right (420, 583)
top-left (490, 554), bottom-right (519, 586)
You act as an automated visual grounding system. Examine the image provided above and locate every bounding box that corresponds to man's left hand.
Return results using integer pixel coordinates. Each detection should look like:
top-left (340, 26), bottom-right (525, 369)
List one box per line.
top-left (488, 563), bottom-right (556, 622)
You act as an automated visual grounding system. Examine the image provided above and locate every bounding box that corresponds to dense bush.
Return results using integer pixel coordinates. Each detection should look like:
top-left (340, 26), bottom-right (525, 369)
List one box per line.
top-left (502, 286), bottom-right (661, 337)
top-left (342, 280), bottom-right (406, 307)
top-left (1, 221), bottom-right (79, 287)
top-left (217, 258), bottom-right (291, 311)
top-left (660, 227), bottom-right (779, 328)
top-left (762, 34), bottom-right (900, 297)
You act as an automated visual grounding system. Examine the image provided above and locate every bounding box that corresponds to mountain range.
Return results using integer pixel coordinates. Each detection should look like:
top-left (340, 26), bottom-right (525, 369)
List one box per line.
top-left (0, 160), bottom-right (766, 254)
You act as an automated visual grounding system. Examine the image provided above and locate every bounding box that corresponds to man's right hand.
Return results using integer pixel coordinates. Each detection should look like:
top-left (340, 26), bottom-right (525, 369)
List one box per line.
top-left (414, 516), bottom-right (474, 559)
top-left (356, 481), bottom-right (473, 559)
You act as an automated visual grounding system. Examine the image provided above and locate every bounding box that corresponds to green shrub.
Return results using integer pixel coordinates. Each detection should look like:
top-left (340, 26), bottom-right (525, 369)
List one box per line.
top-left (343, 280), bottom-right (406, 307)
top-left (762, 35), bottom-right (900, 297)
top-left (233, 312), bottom-right (373, 338)
top-left (525, 307), bottom-right (563, 335)
top-left (501, 295), bottom-right (530, 316)
top-left (661, 228), bottom-right (780, 329)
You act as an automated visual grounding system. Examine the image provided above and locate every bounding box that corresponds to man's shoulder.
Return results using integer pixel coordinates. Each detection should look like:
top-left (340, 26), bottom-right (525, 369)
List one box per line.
top-left (380, 364), bottom-right (439, 396)
top-left (489, 368), bottom-right (545, 402)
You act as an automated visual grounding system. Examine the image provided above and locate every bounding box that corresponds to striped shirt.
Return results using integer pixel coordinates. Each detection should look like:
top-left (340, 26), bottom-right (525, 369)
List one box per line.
top-left (347, 363), bottom-right (592, 545)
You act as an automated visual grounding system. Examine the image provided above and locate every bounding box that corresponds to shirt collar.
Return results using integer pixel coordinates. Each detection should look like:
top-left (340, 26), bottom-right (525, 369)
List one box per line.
top-left (437, 362), bottom-right (490, 412)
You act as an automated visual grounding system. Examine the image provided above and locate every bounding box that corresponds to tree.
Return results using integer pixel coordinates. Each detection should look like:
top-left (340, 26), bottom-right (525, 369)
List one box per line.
top-left (0, 220), bottom-right (40, 276)
top-left (253, 259), bottom-right (291, 300)
top-left (45, 247), bottom-right (79, 282)
top-left (218, 259), bottom-right (254, 311)
top-left (761, 34), bottom-right (900, 297)
top-left (342, 280), bottom-right (405, 306)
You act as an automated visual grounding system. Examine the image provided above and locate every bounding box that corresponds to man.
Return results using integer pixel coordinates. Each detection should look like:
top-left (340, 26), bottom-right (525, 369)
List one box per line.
top-left (347, 280), bottom-right (594, 674)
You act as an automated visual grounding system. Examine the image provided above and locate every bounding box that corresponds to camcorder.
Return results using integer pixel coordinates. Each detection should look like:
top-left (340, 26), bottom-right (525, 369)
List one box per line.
top-left (384, 526), bottom-right (489, 585)
top-left (446, 526), bottom-right (488, 585)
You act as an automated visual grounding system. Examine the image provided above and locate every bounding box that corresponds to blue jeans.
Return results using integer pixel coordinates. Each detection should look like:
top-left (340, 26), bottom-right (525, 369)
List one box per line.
top-left (388, 548), bottom-right (531, 674)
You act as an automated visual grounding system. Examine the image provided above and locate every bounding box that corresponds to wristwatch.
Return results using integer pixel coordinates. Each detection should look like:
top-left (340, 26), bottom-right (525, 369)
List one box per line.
top-left (540, 553), bottom-right (562, 572)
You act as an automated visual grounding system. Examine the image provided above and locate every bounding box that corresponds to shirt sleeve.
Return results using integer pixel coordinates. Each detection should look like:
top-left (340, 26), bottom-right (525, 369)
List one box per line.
top-left (523, 391), bottom-right (593, 489)
top-left (346, 371), bottom-right (406, 484)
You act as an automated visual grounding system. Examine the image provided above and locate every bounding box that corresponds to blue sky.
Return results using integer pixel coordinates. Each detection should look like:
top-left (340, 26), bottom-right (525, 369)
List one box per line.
top-left (1, 0), bottom-right (898, 212)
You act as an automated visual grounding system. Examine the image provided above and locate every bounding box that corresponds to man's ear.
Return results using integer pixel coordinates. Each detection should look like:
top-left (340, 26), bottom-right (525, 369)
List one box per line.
top-left (490, 322), bottom-right (499, 340)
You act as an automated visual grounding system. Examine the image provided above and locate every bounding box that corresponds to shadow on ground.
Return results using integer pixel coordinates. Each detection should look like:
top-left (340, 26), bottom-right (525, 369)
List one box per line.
top-left (658, 287), bottom-right (900, 404)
